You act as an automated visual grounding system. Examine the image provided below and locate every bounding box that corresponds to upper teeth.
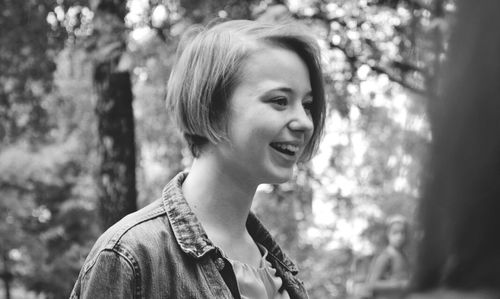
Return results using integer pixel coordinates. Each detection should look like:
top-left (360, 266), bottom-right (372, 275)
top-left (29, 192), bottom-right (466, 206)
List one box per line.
top-left (275, 144), bottom-right (299, 153)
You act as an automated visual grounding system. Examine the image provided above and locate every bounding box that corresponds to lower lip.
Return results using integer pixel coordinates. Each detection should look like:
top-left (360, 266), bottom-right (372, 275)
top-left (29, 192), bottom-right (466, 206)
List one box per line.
top-left (270, 146), bottom-right (298, 166)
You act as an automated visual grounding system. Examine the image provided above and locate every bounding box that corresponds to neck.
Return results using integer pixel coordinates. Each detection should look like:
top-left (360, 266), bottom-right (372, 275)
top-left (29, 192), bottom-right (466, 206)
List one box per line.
top-left (182, 154), bottom-right (258, 241)
top-left (388, 244), bottom-right (404, 253)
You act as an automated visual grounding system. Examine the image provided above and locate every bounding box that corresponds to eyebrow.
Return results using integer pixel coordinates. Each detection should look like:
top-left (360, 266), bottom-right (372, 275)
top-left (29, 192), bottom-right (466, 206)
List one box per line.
top-left (265, 87), bottom-right (313, 99)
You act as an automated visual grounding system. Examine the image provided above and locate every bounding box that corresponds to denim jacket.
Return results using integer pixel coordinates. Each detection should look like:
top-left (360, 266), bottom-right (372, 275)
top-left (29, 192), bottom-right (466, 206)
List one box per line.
top-left (70, 172), bottom-right (309, 299)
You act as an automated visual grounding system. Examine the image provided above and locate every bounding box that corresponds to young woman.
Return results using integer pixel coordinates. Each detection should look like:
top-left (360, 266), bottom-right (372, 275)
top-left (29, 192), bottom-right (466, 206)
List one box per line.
top-left (70, 19), bottom-right (325, 299)
top-left (367, 216), bottom-right (410, 299)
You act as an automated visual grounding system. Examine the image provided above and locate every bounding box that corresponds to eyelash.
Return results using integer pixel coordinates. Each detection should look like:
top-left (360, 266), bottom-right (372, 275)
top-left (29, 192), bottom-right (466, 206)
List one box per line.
top-left (269, 97), bottom-right (313, 112)
top-left (270, 97), bottom-right (288, 106)
top-left (303, 102), bottom-right (313, 112)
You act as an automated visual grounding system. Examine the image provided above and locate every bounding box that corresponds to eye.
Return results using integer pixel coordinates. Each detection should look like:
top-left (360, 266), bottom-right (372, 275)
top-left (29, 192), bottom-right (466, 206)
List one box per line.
top-left (269, 96), bottom-right (288, 107)
top-left (303, 101), bottom-right (313, 113)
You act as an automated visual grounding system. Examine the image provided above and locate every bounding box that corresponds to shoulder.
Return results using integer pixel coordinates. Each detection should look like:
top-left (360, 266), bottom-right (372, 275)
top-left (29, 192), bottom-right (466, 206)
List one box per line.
top-left (375, 247), bottom-right (404, 263)
top-left (369, 249), bottom-right (392, 275)
top-left (72, 198), bottom-right (172, 298)
top-left (374, 248), bottom-right (392, 263)
top-left (82, 198), bottom-right (170, 273)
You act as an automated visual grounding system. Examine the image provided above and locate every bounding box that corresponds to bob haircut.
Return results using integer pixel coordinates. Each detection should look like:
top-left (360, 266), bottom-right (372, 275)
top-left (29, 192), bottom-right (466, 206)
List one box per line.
top-left (166, 19), bottom-right (326, 161)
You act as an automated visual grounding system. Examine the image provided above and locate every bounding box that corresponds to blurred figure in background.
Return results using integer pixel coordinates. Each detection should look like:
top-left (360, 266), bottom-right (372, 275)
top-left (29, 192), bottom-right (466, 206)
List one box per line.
top-left (409, 0), bottom-right (500, 298)
top-left (366, 215), bottom-right (410, 299)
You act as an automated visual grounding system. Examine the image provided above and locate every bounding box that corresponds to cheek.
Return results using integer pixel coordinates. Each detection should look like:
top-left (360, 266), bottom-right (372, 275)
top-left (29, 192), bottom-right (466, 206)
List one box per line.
top-left (305, 128), bottom-right (314, 144)
top-left (232, 125), bottom-right (272, 150)
top-left (229, 110), bottom-right (275, 138)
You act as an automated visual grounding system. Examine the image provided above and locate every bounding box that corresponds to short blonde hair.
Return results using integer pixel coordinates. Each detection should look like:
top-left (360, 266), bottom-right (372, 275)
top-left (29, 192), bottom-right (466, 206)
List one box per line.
top-left (166, 19), bottom-right (326, 160)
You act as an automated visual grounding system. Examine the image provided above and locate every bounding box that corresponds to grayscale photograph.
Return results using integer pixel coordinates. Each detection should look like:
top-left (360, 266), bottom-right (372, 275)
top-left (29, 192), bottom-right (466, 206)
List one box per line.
top-left (1, 0), bottom-right (498, 298)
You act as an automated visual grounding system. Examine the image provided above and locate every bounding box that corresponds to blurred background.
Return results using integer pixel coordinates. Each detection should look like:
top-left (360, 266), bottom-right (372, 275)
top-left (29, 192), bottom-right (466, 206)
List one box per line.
top-left (0, 0), bottom-right (455, 298)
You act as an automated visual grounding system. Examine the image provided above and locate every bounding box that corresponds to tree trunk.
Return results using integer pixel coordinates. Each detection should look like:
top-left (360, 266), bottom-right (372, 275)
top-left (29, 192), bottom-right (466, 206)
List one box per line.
top-left (94, 62), bottom-right (137, 229)
top-left (425, 0), bottom-right (445, 127)
top-left (90, 0), bottom-right (137, 230)
top-left (2, 252), bottom-right (11, 299)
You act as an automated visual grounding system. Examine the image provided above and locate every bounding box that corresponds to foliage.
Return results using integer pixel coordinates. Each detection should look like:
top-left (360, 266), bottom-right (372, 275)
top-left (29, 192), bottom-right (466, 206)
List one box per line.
top-left (0, 40), bottom-right (99, 297)
top-left (0, 138), bottom-right (98, 298)
top-left (0, 1), bottom-right (96, 298)
top-left (0, 0), bottom-right (68, 144)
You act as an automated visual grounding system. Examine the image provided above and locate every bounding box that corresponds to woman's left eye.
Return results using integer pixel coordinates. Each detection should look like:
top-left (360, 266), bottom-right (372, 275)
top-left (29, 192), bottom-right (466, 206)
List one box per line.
top-left (303, 101), bottom-right (313, 113)
top-left (270, 97), bottom-right (288, 106)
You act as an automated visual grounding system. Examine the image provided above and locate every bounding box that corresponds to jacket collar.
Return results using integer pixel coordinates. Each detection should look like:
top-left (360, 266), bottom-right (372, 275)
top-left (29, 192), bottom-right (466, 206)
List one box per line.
top-left (162, 171), bottom-right (299, 274)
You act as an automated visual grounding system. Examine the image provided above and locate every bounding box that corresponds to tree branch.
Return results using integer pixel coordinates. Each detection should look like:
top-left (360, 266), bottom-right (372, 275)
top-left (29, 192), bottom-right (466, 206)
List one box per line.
top-left (0, 180), bottom-right (34, 193)
top-left (370, 64), bottom-right (427, 96)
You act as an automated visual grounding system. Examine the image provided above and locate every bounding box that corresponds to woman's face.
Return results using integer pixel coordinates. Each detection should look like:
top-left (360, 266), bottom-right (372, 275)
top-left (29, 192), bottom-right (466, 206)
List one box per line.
top-left (388, 222), bottom-right (407, 249)
top-left (212, 45), bottom-right (314, 185)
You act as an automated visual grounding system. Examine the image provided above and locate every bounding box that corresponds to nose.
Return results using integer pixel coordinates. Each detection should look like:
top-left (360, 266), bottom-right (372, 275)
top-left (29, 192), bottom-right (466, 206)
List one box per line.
top-left (288, 105), bottom-right (314, 133)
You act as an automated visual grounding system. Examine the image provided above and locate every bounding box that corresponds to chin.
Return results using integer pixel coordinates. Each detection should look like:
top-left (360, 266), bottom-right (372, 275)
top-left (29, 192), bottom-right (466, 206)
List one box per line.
top-left (265, 168), bottom-right (294, 184)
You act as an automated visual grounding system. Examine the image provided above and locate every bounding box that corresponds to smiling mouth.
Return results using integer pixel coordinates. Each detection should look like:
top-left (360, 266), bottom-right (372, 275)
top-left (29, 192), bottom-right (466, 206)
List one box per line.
top-left (270, 142), bottom-right (300, 156)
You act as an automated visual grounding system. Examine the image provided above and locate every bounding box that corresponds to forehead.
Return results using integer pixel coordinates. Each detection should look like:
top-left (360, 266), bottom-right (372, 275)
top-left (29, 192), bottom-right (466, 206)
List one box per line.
top-left (236, 44), bottom-right (312, 94)
top-left (389, 222), bottom-right (406, 232)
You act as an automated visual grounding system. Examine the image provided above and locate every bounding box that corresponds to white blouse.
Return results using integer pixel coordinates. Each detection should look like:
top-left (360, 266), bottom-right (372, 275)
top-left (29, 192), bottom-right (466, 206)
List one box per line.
top-left (228, 247), bottom-right (291, 299)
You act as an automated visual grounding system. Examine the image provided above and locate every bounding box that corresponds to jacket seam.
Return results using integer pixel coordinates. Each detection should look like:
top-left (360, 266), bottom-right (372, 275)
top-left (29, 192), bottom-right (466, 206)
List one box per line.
top-left (106, 205), bottom-right (166, 249)
top-left (81, 248), bottom-right (140, 299)
top-left (111, 246), bottom-right (142, 299)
